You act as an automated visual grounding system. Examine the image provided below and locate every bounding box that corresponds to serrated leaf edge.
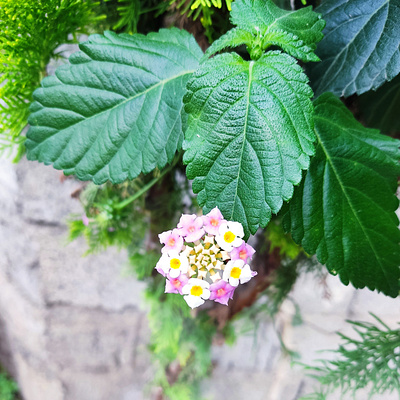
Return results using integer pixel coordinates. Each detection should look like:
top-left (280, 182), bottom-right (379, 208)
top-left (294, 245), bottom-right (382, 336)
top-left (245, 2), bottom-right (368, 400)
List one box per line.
top-left (313, 113), bottom-right (399, 291)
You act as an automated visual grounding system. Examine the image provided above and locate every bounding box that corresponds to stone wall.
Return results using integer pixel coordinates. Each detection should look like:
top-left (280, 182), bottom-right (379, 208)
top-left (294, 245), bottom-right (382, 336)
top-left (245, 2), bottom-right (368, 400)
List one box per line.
top-left (0, 157), bottom-right (399, 400)
top-left (0, 158), bottom-right (152, 400)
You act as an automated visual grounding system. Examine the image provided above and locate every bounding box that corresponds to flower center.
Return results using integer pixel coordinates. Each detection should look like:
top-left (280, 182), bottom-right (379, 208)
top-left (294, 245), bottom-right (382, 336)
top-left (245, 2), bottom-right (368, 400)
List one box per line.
top-left (210, 218), bottom-right (219, 227)
top-left (230, 267), bottom-right (241, 279)
top-left (190, 285), bottom-right (203, 297)
top-left (170, 258), bottom-right (181, 269)
top-left (224, 231), bottom-right (236, 243)
top-left (172, 279), bottom-right (181, 288)
top-left (167, 238), bottom-right (176, 247)
top-left (188, 225), bottom-right (195, 233)
top-left (239, 249), bottom-right (247, 260)
top-left (216, 288), bottom-right (226, 297)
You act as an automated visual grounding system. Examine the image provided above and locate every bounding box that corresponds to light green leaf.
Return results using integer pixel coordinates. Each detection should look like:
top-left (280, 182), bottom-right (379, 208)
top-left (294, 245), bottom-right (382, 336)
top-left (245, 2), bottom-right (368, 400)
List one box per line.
top-left (226, 0), bottom-right (325, 62)
top-left (284, 93), bottom-right (400, 297)
top-left (204, 28), bottom-right (254, 59)
top-left (309, 0), bottom-right (400, 97)
top-left (26, 29), bottom-right (203, 184)
top-left (183, 51), bottom-right (315, 237)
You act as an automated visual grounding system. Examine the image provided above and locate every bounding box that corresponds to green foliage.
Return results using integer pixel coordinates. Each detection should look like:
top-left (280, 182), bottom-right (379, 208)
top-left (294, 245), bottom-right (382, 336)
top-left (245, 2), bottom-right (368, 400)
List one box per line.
top-left (284, 93), bottom-right (400, 297)
top-left (172, 0), bottom-right (233, 20)
top-left (0, 0), bottom-right (104, 161)
top-left (205, 0), bottom-right (325, 61)
top-left (302, 315), bottom-right (400, 399)
top-left (0, 371), bottom-right (18, 400)
top-left (183, 51), bottom-right (315, 237)
top-left (266, 219), bottom-right (303, 260)
top-left (111, 0), bottom-right (169, 34)
top-left (26, 28), bottom-right (203, 184)
top-left (309, 0), bottom-right (400, 97)
top-left (189, 0), bottom-right (232, 11)
top-left (146, 283), bottom-right (215, 400)
top-left (170, 0), bottom-right (232, 44)
top-left (203, 27), bottom-right (254, 58)
top-left (67, 179), bottom-right (150, 253)
top-left (129, 251), bottom-right (160, 280)
top-left (359, 74), bottom-right (400, 136)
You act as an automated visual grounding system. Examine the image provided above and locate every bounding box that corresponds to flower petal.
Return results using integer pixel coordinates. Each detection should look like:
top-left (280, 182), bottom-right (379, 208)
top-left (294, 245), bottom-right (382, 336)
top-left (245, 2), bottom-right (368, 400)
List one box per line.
top-left (202, 288), bottom-right (211, 300)
top-left (239, 265), bottom-right (252, 284)
top-left (169, 268), bottom-right (180, 278)
top-left (184, 295), bottom-right (205, 309)
top-left (229, 277), bottom-right (239, 287)
top-left (165, 279), bottom-right (178, 294)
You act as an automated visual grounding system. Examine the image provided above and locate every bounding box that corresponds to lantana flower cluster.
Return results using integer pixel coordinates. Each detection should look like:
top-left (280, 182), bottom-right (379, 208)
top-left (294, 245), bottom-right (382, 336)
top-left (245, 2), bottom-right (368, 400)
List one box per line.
top-left (155, 207), bottom-right (257, 309)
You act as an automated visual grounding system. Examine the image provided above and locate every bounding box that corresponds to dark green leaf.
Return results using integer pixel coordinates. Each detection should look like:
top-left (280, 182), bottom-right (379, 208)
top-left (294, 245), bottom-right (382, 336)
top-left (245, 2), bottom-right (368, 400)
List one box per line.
top-left (184, 51), bottom-right (315, 237)
top-left (309, 0), bottom-right (400, 97)
top-left (284, 93), bottom-right (400, 297)
top-left (359, 74), bottom-right (400, 135)
top-left (227, 0), bottom-right (325, 62)
top-left (26, 29), bottom-right (203, 184)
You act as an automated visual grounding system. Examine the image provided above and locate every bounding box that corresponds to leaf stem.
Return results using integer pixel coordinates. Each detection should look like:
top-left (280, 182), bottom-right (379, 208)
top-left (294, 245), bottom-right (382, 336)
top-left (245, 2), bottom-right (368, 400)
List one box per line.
top-left (114, 156), bottom-right (180, 210)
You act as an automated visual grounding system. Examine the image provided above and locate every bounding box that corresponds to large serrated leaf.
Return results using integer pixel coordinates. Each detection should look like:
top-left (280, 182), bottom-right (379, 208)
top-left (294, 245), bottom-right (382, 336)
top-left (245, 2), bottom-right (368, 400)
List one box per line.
top-left (309, 0), bottom-right (400, 97)
top-left (183, 51), bottom-right (315, 237)
top-left (284, 93), bottom-right (400, 297)
top-left (210, 0), bottom-right (325, 62)
top-left (359, 74), bottom-right (400, 135)
top-left (26, 29), bottom-right (203, 184)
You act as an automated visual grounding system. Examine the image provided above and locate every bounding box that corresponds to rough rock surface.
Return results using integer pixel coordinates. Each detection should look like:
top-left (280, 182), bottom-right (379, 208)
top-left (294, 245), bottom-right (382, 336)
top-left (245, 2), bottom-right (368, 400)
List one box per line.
top-left (0, 157), bottom-right (398, 400)
top-left (0, 158), bottom-right (151, 400)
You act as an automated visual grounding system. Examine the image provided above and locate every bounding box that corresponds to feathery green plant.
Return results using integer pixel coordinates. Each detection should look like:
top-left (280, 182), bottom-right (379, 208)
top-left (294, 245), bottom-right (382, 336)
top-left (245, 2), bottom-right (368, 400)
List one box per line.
top-left (0, 0), bottom-right (104, 161)
top-left (111, 0), bottom-right (169, 34)
top-left (302, 314), bottom-right (400, 399)
top-left (146, 282), bottom-right (215, 400)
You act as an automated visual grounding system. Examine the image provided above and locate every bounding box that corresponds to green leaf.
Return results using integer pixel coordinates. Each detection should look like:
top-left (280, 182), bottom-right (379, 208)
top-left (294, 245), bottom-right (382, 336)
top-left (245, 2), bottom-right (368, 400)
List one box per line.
top-left (284, 93), bottom-right (400, 297)
top-left (359, 74), bottom-right (400, 135)
top-left (204, 27), bottom-right (254, 59)
top-left (183, 51), bottom-right (315, 237)
top-left (26, 28), bottom-right (203, 184)
top-left (309, 0), bottom-right (400, 97)
top-left (225, 0), bottom-right (325, 62)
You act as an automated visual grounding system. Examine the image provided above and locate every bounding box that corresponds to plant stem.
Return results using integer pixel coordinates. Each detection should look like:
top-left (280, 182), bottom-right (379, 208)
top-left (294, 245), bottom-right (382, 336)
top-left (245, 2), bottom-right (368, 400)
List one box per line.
top-left (114, 157), bottom-right (180, 210)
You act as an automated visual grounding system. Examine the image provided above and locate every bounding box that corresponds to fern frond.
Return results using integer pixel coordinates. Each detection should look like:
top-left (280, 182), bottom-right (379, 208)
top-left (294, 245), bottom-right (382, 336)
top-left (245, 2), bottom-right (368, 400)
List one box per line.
top-left (303, 314), bottom-right (400, 399)
top-left (0, 0), bottom-right (105, 160)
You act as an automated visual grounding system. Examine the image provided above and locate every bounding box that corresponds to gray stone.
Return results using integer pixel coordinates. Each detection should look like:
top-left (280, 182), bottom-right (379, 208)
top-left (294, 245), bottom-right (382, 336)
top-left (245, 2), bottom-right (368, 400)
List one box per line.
top-left (13, 353), bottom-right (65, 400)
top-left (46, 306), bottom-right (142, 371)
top-left (0, 155), bottom-right (398, 400)
top-left (0, 158), bottom-right (151, 400)
top-left (16, 158), bottom-right (82, 225)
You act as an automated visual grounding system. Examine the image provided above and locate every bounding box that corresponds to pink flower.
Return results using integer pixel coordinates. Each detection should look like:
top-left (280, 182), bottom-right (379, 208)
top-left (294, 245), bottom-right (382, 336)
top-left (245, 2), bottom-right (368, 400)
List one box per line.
top-left (202, 207), bottom-right (226, 236)
top-left (177, 214), bottom-right (205, 242)
top-left (158, 229), bottom-right (184, 253)
top-left (209, 280), bottom-right (236, 306)
top-left (230, 242), bottom-right (256, 263)
top-left (165, 273), bottom-right (189, 295)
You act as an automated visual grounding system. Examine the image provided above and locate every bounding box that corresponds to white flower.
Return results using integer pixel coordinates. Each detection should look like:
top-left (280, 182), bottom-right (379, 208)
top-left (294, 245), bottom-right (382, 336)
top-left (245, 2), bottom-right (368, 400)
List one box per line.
top-left (156, 251), bottom-right (189, 278)
top-left (215, 221), bottom-right (244, 251)
top-left (182, 278), bottom-right (210, 309)
top-left (222, 259), bottom-right (253, 287)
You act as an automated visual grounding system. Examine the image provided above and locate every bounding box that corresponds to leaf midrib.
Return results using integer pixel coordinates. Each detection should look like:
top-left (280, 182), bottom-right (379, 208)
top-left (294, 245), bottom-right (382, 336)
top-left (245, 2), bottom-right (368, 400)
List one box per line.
top-left (32, 69), bottom-right (194, 150)
top-left (229, 60), bottom-right (254, 221)
top-left (314, 115), bottom-right (391, 284)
